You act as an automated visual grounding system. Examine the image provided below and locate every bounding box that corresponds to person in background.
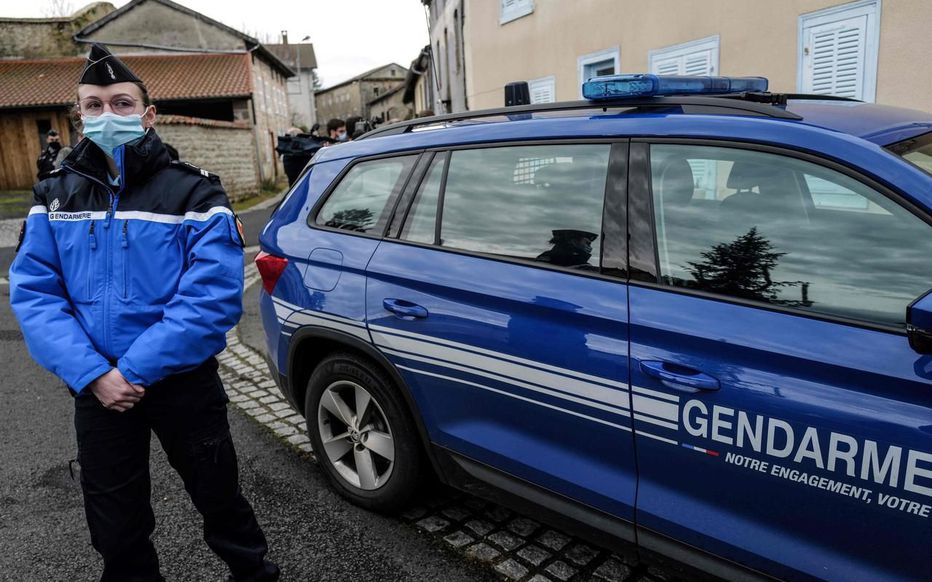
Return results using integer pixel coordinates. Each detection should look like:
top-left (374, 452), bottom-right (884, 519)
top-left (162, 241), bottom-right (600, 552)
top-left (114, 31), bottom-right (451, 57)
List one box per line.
top-left (345, 116), bottom-right (362, 140)
top-left (326, 118), bottom-right (347, 142)
top-left (9, 43), bottom-right (279, 582)
top-left (36, 129), bottom-right (63, 181)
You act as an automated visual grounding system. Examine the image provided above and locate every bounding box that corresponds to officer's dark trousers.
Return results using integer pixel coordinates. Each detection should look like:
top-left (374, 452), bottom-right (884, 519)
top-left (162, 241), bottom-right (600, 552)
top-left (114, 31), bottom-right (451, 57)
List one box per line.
top-left (74, 358), bottom-right (279, 582)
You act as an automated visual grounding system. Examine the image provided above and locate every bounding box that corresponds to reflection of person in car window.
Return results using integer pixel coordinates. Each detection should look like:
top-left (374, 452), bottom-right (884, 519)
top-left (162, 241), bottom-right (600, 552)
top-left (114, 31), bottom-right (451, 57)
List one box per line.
top-left (537, 229), bottom-right (598, 267)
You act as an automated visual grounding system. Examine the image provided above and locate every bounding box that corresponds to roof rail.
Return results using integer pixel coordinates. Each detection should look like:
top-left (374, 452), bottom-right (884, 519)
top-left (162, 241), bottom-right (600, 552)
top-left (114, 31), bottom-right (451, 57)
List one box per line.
top-left (359, 93), bottom-right (804, 140)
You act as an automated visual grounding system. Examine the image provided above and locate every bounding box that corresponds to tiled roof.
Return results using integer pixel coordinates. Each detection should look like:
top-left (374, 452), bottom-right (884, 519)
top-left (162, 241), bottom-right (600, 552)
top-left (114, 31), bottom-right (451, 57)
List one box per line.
top-left (0, 52), bottom-right (253, 109)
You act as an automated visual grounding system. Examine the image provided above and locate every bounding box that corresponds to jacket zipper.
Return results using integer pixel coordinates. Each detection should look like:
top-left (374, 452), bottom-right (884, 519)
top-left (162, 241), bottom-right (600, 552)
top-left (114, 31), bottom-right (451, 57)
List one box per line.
top-left (87, 221), bottom-right (97, 298)
top-left (121, 220), bottom-right (129, 299)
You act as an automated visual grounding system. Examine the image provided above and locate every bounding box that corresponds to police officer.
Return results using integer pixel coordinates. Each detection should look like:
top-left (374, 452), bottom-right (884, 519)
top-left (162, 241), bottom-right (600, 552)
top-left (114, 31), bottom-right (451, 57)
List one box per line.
top-left (36, 129), bottom-right (63, 181)
top-left (9, 44), bottom-right (279, 582)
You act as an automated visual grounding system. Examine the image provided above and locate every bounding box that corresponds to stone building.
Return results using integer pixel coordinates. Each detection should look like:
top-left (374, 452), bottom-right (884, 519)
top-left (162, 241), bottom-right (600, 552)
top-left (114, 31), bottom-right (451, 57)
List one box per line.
top-left (0, 0), bottom-right (294, 196)
top-left (429, 0), bottom-right (932, 114)
top-left (314, 63), bottom-right (407, 124)
top-left (368, 86), bottom-right (409, 124)
top-left (0, 2), bottom-right (115, 59)
top-left (267, 40), bottom-right (318, 130)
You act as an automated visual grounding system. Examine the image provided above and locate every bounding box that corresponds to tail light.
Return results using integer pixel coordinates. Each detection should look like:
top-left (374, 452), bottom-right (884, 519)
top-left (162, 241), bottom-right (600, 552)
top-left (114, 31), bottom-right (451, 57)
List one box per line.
top-left (255, 251), bottom-right (288, 295)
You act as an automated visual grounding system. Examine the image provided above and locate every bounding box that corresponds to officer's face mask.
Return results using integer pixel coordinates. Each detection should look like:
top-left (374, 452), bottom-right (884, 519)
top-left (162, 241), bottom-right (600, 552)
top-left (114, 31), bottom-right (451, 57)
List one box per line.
top-left (335, 130), bottom-right (348, 142)
top-left (82, 109), bottom-right (149, 157)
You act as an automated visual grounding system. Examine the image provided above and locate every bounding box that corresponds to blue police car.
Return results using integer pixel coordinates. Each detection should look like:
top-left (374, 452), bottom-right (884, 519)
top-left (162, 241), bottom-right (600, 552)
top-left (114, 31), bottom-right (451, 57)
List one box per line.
top-left (256, 75), bottom-right (932, 581)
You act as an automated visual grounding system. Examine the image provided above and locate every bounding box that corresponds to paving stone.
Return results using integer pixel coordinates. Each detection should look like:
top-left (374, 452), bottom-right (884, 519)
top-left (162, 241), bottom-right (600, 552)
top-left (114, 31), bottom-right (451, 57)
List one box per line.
top-left (245, 407), bottom-right (265, 417)
top-left (440, 506), bottom-right (470, 522)
top-left (484, 505), bottom-right (512, 523)
top-left (464, 542), bottom-right (500, 563)
top-left (298, 443), bottom-right (314, 454)
top-left (286, 434), bottom-right (310, 446)
top-left (545, 560), bottom-right (577, 582)
top-left (516, 544), bottom-right (551, 567)
top-left (565, 542), bottom-right (599, 566)
top-left (537, 529), bottom-right (571, 551)
top-left (259, 395), bottom-right (280, 404)
top-left (246, 390), bottom-right (267, 398)
top-left (443, 530), bottom-right (474, 548)
top-left (487, 530), bottom-right (522, 551)
top-left (528, 575), bottom-right (553, 582)
top-left (273, 408), bottom-right (294, 419)
top-left (399, 506), bottom-right (428, 521)
top-left (594, 558), bottom-right (633, 582)
top-left (416, 515), bottom-right (449, 533)
top-left (268, 401), bottom-right (290, 411)
top-left (229, 394), bottom-right (249, 403)
top-left (258, 380), bottom-right (277, 389)
top-left (464, 519), bottom-right (494, 537)
top-left (285, 414), bottom-right (305, 425)
top-left (270, 422), bottom-right (297, 436)
top-left (494, 559), bottom-right (528, 580)
top-left (507, 516), bottom-right (540, 537)
top-left (238, 400), bottom-right (260, 410)
top-left (255, 413), bottom-right (277, 423)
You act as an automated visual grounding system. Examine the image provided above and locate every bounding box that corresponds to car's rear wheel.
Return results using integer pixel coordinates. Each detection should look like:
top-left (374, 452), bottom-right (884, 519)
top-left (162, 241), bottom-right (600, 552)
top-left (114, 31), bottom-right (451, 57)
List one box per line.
top-left (305, 352), bottom-right (424, 512)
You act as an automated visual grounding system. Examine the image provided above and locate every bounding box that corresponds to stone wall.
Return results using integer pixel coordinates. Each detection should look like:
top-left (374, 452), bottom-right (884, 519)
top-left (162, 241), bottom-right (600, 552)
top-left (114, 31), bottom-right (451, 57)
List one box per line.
top-left (0, 2), bottom-right (115, 58)
top-left (156, 115), bottom-right (259, 202)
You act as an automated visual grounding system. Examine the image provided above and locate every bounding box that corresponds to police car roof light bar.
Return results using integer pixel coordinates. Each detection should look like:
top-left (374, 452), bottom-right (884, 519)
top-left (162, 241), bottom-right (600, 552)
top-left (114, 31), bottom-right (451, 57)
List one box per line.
top-left (582, 74), bottom-right (769, 101)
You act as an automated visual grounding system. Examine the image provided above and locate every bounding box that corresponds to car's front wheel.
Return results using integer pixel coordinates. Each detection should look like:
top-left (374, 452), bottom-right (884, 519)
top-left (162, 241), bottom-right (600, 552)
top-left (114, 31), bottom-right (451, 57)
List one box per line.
top-left (305, 352), bottom-right (424, 512)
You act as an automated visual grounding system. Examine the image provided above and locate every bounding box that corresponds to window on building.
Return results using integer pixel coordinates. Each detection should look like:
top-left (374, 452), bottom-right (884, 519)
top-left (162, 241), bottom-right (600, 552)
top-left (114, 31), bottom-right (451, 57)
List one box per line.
top-left (528, 76), bottom-right (556, 104)
top-left (435, 144), bottom-right (611, 270)
top-left (501, 0), bottom-right (534, 24)
top-left (578, 48), bottom-right (619, 95)
top-left (648, 143), bottom-right (932, 327)
top-left (649, 35), bottom-right (720, 76)
top-left (315, 156), bottom-right (418, 234)
top-left (798, 0), bottom-right (880, 101)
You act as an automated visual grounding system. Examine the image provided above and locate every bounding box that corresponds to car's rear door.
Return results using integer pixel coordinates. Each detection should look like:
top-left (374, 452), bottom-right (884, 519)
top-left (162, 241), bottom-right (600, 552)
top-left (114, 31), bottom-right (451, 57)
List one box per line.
top-left (365, 142), bottom-right (640, 529)
top-left (627, 140), bottom-right (932, 581)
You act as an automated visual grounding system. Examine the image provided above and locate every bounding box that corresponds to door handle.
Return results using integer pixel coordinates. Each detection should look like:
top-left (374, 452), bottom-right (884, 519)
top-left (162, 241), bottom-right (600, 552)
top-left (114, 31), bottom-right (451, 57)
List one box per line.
top-left (639, 360), bottom-right (720, 392)
top-left (383, 298), bottom-right (428, 319)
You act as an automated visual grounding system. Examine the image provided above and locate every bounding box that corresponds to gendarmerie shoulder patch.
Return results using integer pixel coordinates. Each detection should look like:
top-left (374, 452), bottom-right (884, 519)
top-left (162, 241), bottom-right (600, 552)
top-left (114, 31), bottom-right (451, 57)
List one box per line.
top-left (15, 221), bottom-right (25, 253)
top-left (170, 160), bottom-right (219, 181)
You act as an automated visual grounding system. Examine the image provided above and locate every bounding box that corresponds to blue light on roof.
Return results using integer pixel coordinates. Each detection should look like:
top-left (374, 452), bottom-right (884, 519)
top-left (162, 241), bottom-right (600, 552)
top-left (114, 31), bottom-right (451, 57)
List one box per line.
top-left (582, 74), bottom-right (769, 100)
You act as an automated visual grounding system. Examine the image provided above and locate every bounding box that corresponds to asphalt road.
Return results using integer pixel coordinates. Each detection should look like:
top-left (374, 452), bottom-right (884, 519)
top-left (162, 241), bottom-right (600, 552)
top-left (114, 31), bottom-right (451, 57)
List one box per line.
top-left (0, 197), bottom-right (497, 582)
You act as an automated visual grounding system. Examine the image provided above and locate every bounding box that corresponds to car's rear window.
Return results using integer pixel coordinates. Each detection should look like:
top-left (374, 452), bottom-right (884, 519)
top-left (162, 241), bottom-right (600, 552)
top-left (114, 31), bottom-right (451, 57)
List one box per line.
top-left (888, 132), bottom-right (932, 176)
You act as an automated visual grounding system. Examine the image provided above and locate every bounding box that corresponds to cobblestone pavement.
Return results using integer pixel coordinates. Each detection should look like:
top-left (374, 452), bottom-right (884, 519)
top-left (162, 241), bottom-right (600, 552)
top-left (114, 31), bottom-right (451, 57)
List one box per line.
top-left (218, 262), bottom-right (680, 582)
top-left (0, 218), bottom-right (22, 249)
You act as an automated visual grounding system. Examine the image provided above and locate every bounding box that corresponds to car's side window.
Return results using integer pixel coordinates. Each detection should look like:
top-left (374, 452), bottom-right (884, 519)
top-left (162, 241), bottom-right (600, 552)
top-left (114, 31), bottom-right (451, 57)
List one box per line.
top-left (315, 155), bottom-right (417, 234)
top-left (429, 144), bottom-right (611, 270)
top-left (401, 153), bottom-right (446, 244)
top-left (649, 144), bottom-right (932, 327)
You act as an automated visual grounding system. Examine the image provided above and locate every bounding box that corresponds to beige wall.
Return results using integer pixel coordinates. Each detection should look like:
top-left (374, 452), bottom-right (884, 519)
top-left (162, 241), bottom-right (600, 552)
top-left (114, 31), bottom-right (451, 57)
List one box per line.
top-left (466, 0), bottom-right (932, 112)
top-left (252, 57), bottom-right (290, 185)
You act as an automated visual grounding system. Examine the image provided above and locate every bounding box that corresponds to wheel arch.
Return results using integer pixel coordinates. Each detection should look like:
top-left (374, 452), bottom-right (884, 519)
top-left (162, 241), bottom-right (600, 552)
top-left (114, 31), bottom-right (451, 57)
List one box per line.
top-left (285, 325), bottom-right (444, 477)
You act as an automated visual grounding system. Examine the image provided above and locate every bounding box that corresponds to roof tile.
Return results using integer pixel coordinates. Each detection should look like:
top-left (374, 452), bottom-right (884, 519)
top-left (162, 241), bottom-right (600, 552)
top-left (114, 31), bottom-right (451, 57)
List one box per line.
top-left (0, 52), bottom-right (253, 109)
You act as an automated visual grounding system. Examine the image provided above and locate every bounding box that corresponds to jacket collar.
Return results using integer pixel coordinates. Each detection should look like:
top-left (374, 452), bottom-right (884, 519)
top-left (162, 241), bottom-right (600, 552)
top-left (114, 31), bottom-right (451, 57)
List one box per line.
top-left (62, 129), bottom-right (171, 188)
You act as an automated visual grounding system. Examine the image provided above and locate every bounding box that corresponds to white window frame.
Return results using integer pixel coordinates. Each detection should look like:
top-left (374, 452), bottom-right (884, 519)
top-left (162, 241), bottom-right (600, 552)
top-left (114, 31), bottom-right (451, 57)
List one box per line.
top-left (648, 35), bottom-right (720, 76)
top-left (797, 0), bottom-right (881, 102)
top-left (577, 47), bottom-right (620, 97)
top-left (500, 0), bottom-right (534, 25)
top-left (528, 75), bottom-right (556, 104)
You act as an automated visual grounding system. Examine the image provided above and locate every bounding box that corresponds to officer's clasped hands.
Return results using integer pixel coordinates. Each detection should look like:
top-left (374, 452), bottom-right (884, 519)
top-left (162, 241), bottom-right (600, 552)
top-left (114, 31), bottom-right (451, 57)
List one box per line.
top-left (90, 368), bottom-right (145, 412)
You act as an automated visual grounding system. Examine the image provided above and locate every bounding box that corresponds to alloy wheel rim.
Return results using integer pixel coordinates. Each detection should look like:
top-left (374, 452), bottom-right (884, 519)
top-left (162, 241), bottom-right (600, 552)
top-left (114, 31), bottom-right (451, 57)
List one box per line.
top-left (317, 380), bottom-right (395, 490)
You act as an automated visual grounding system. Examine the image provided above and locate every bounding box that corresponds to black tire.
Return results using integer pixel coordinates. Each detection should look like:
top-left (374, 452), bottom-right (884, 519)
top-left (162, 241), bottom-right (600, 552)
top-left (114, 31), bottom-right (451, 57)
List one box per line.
top-left (305, 351), bottom-right (425, 512)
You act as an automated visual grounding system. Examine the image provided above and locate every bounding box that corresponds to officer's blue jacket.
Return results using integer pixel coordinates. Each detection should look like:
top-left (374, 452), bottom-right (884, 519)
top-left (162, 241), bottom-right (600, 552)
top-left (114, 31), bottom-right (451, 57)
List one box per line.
top-left (9, 130), bottom-right (244, 392)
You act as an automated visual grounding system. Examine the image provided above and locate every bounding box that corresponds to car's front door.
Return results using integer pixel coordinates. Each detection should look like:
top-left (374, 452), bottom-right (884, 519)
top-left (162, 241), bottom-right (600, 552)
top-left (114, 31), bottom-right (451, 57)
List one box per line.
top-left (627, 141), bottom-right (932, 581)
top-left (365, 143), bottom-right (640, 528)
